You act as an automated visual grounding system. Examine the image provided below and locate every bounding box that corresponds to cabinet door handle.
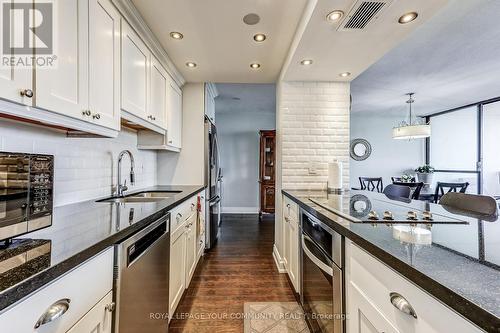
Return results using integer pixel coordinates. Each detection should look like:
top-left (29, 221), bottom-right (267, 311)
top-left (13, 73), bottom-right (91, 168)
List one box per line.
top-left (168, 140), bottom-right (173, 144)
top-left (93, 113), bottom-right (101, 120)
top-left (176, 213), bottom-right (182, 221)
top-left (34, 298), bottom-right (71, 329)
top-left (390, 292), bottom-right (417, 319)
top-left (20, 89), bottom-right (34, 98)
top-left (284, 217), bottom-right (290, 223)
top-left (82, 110), bottom-right (91, 116)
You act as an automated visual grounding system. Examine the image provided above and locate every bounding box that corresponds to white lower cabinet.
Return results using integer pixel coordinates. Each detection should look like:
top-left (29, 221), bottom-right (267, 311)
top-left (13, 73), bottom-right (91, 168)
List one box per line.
top-left (0, 248), bottom-right (113, 333)
top-left (66, 291), bottom-right (113, 333)
top-left (185, 213), bottom-right (198, 285)
top-left (197, 191), bottom-right (206, 258)
top-left (348, 283), bottom-right (399, 333)
top-left (169, 220), bottom-right (187, 319)
top-left (168, 193), bottom-right (203, 320)
top-left (282, 196), bottom-right (300, 293)
top-left (346, 242), bottom-right (483, 333)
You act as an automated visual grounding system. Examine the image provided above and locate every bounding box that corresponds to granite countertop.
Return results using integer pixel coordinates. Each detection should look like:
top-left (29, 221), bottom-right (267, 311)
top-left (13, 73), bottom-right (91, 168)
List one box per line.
top-left (0, 185), bottom-right (204, 312)
top-left (283, 189), bottom-right (500, 332)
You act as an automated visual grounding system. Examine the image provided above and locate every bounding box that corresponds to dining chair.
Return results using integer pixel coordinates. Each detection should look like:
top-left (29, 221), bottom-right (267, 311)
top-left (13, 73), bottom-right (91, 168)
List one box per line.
top-left (439, 192), bottom-right (498, 217)
top-left (433, 182), bottom-right (470, 203)
top-left (393, 181), bottom-right (424, 200)
top-left (359, 177), bottom-right (383, 193)
top-left (383, 184), bottom-right (412, 199)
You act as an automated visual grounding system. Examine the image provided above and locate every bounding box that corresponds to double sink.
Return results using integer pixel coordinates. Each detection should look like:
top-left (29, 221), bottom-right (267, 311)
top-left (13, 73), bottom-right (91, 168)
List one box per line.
top-left (98, 191), bottom-right (182, 204)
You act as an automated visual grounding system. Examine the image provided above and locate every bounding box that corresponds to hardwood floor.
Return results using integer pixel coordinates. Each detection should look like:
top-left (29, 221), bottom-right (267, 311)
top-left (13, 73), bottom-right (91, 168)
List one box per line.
top-left (169, 214), bottom-right (297, 332)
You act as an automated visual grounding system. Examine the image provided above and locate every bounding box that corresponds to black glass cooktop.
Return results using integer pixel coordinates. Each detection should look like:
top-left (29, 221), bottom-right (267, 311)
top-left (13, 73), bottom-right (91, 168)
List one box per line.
top-left (309, 192), bottom-right (468, 224)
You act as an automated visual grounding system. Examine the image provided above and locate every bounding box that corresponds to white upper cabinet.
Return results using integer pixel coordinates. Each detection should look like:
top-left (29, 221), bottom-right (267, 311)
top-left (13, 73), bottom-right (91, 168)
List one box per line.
top-left (0, 0), bottom-right (183, 138)
top-left (88, 0), bottom-right (121, 130)
top-left (36, 0), bottom-right (88, 121)
top-left (0, 0), bottom-right (33, 106)
top-left (149, 56), bottom-right (168, 129)
top-left (166, 77), bottom-right (182, 149)
top-left (35, 0), bottom-right (120, 131)
top-left (121, 21), bottom-right (150, 120)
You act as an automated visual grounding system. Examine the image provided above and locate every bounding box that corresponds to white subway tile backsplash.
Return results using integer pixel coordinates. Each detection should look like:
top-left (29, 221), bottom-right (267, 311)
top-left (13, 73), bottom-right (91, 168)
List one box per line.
top-left (0, 120), bottom-right (157, 206)
top-left (279, 81), bottom-right (350, 190)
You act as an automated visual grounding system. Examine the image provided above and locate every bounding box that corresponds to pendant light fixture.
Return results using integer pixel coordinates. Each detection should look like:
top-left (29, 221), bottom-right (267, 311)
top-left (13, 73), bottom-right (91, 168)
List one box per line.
top-left (393, 93), bottom-right (431, 140)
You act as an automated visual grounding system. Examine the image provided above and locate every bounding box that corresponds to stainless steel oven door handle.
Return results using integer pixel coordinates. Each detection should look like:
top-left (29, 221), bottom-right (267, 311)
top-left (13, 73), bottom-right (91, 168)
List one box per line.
top-left (302, 235), bottom-right (333, 276)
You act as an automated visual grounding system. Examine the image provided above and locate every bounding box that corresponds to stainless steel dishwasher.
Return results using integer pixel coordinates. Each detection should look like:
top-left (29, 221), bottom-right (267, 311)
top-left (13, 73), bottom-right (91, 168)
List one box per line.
top-left (113, 214), bottom-right (170, 333)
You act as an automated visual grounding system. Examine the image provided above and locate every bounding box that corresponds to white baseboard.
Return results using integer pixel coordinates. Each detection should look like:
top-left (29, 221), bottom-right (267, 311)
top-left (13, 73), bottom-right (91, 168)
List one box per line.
top-left (273, 244), bottom-right (286, 273)
top-left (222, 207), bottom-right (259, 214)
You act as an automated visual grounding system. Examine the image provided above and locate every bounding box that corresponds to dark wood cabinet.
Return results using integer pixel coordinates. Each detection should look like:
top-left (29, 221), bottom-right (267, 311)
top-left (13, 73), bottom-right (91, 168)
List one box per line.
top-left (259, 130), bottom-right (276, 216)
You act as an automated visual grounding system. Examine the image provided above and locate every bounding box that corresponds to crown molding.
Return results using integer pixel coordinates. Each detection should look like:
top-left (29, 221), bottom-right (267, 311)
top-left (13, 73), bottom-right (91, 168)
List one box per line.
top-left (112, 0), bottom-right (186, 87)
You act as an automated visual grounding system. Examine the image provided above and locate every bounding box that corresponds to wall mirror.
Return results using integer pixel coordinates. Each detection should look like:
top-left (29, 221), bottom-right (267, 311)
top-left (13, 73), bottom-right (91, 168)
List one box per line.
top-left (350, 138), bottom-right (372, 161)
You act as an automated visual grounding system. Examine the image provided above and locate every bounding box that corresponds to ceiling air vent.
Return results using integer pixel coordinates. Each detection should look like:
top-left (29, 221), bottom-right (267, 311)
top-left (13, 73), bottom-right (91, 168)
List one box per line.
top-left (338, 0), bottom-right (392, 31)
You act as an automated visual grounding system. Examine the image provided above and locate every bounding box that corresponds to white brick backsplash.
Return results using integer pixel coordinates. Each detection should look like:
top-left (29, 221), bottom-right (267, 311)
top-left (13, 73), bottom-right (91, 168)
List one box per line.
top-left (278, 81), bottom-right (350, 190)
top-left (0, 120), bottom-right (157, 206)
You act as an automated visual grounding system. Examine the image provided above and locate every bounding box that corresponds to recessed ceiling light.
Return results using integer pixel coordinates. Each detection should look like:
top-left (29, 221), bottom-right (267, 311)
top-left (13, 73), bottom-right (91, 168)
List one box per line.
top-left (250, 63), bottom-right (261, 69)
top-left (398, 12), bottom-right (418, 24)
top-left (326, 10), bottom-right (344, 22)
top-left (186, 62), bottom-right (197, 68)
top-left (253, 33), bottom-right (266, 42)
top-left (170, 31), bottom-right (183, 40)
top-left (339, 72), bottom-right (351, 77)
top-left (243, 13), bottom-right (260, 25)
top-left (300, 59), bottom-right (313, 66)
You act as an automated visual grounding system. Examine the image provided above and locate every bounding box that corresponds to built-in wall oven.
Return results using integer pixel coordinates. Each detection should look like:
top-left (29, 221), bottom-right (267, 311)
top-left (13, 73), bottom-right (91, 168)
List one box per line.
top-left (0, 152), bottom-right (53, 245)
top-left (301, 210), bottom-right (344, 333)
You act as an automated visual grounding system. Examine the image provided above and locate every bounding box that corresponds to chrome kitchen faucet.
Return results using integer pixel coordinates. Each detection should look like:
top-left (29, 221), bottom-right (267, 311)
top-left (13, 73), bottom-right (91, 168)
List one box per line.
top-left (117, 150), bottom-right (135, 197)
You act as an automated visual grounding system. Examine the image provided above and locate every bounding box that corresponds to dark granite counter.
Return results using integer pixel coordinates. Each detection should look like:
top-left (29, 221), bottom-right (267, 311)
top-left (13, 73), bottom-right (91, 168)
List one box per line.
top-left (0, 185), bottom-right (204, 312)
top-left (283, 189), bottom-right (500, 332)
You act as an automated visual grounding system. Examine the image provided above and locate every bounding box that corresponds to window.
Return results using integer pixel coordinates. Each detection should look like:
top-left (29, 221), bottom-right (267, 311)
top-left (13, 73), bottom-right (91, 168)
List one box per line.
top-left (429, 107), bottom-right (478, 171)
top-left (482, 101), bottom-right (500, 197)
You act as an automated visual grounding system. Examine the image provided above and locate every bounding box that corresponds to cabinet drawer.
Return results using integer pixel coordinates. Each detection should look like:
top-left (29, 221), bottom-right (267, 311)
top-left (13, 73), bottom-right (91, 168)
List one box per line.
top-left (0, 248), bottom-right (113, 333)
top-left (349, 243), bottom-right (482, 333)
top-left (66, 291), bottom-right (113, 333)
top-left (283, 196), bottom-right (299, 224)
top-left (170, 195), bottom-right (197, 233)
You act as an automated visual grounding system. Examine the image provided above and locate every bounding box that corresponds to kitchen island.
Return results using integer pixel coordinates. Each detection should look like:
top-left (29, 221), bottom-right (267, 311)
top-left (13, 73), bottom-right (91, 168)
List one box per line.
top-left (283, 189), bottom-right (500, 332)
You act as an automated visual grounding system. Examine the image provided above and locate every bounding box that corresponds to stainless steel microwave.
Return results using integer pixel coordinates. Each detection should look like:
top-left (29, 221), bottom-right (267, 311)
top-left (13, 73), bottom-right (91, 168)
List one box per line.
top-left (0, 152), bottom-right (53, 244)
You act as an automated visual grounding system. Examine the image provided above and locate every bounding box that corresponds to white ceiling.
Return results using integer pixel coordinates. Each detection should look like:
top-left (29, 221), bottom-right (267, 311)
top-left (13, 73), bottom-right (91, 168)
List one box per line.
top-left (351, 0), bottom-right (500, 116)
top-left (282, 0), bottom-right (448, 81)
top-left (215, 84), bottom-right (276, 115)
top-left (131, 0), bottom-right (308, 83)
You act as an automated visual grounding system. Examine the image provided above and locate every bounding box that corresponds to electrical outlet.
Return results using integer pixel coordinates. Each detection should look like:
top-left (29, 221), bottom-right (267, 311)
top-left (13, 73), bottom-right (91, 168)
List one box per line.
top-left (308, 162), bottom-right (318, 175)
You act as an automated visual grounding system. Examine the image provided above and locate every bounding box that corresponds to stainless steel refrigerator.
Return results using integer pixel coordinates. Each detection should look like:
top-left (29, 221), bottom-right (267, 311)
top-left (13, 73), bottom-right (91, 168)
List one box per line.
top-left (204, 116), bottom-right (222, 249)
